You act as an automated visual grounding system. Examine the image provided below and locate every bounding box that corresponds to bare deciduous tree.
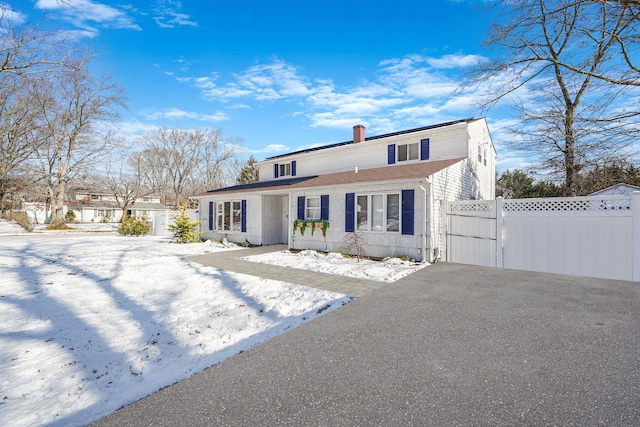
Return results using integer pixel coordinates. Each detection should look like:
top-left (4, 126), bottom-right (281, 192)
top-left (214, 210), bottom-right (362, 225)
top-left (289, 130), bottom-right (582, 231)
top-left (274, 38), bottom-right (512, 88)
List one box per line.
top-left (0, 6), bottom-right (85, 76)
top-left (133, 127), bottom-right (240, 206)
top-left (98, 162), bottom-right (154, 223)
top-left (0, 8), bottom-right (87, 208)
top-left (30, 66), bottom-right (126, 228)
top-left (471, 0), bottom-right (640, 195)
top-left (0, 76), bottom-right (39, 206)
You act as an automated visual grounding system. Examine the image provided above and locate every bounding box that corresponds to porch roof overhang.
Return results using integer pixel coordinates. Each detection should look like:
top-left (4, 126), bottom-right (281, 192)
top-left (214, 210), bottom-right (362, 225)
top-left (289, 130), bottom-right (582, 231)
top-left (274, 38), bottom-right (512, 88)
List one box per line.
top-left (193, 157), bottom-right (466, 197)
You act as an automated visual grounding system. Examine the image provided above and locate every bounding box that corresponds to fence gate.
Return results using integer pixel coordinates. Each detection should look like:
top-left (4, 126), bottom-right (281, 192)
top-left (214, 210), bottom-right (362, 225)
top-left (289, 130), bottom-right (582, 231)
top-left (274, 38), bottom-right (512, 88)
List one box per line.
top-left (445, 194), bottom-right (640, 282)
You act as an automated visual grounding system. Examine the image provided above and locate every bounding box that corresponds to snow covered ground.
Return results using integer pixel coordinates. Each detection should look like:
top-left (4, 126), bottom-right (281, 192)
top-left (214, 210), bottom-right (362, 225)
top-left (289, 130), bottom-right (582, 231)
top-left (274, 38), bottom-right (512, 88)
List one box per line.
top-left (0, 219), bottom-right (425, 426)
top-left (244, 249), bottom-right (427, 283)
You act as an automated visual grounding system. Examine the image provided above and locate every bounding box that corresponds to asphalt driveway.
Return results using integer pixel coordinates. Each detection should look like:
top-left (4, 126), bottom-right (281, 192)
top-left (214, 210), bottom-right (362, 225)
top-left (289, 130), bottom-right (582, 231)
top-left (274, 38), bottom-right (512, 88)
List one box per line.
top-left (92, 262), bottom-right (640, 426)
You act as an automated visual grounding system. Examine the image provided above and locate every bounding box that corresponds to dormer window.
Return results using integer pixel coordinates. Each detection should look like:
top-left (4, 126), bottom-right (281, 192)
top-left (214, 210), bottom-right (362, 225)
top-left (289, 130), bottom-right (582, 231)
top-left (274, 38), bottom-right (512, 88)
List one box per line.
top-left (398, 143), bottom-right (419, 162)
top-left (274, 161), bottom-right (297, 178)
top-left (280, 163), bottom-right (291, 177)
top-left (387, 139), bottom-right (429, 164)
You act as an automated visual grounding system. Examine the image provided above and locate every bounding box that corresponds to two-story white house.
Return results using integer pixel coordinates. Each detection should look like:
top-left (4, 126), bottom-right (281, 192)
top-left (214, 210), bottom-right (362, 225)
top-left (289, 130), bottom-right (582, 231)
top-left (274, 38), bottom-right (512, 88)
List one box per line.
top-left (69, 188), bottom-right (170, 223)
top-left (192, 118), bottom-right (496, 262)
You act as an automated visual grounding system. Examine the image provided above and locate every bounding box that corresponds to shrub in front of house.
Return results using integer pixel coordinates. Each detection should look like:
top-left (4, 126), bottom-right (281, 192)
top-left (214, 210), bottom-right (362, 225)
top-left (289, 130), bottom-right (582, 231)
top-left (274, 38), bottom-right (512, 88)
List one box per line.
top-left (168, 205), bottom-right (202, 243)
top-left (65, 210), bottom-right (76, 223)
top-left (118, 216), bottom-right (151, 236)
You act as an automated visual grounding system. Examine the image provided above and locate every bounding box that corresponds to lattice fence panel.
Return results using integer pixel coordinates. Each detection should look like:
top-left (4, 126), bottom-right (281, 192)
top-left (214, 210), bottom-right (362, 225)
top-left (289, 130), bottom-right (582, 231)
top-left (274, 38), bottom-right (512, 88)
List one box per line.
top-left (504, 197), bottom-right (631, 213)
top-left (448, 201), bottom-right (494, 214)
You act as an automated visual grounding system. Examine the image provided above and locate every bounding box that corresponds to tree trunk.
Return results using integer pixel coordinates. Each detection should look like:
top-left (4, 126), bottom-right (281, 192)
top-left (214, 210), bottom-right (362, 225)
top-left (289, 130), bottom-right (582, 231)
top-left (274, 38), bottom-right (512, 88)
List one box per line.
top-left (564, 108), bottom-right (577, 197)
top-left (48, 183), bottom-right (66, 228)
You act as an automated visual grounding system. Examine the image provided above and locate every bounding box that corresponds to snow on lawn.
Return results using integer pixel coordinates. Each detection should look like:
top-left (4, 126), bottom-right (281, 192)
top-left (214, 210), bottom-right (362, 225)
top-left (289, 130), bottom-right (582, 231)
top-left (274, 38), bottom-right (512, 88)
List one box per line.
top-left (0, 230), bottom-right (352, 427)
top-left (243, 249), bottom-right (428, 282)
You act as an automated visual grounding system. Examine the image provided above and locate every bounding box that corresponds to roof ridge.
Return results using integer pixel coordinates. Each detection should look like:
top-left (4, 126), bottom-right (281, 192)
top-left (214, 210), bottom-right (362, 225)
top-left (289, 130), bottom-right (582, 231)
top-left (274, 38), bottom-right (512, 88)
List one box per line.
top-left (264, 118), bottom-right (478, 161)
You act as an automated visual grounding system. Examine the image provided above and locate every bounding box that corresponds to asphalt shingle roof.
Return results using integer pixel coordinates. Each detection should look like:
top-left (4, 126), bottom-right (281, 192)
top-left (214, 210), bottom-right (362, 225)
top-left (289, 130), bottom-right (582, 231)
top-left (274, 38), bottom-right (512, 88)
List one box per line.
top-left (196, 157), bottom-right (465, 196)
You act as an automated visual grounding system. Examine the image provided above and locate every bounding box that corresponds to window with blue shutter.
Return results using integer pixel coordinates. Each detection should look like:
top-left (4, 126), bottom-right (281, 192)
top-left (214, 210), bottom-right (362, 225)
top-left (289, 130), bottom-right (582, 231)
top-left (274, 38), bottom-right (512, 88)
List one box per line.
top-left (320, 195), bottom-right (329, 220)
top-left (241, 200), bottom-right (247, 232)
top-left (274, 163), bottom-right (279, 178)
top-left (401, 190), bottom-right (414, 235)
top-left (297, 196), bottom-right (305, 220)
top-left (420, 138), bottom-right (430, 160)
top-left (345, 193), bottom-right (355, 232)
top-left (208, 201), bottom-right (214, 231)
top-left (291, 160), bottom-right (296, 176)
top-left (388, 144), bottom-right (396, 164)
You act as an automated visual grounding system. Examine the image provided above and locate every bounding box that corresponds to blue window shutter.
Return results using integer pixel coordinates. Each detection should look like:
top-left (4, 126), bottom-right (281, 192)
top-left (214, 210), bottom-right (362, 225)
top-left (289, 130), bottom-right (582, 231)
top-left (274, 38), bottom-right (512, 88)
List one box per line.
top-left (320, 195), bottom-right (329, 220)
top-left (241, 200), bottom-right (247, 232)
top-left (345, 193), bottom-right (355, 232)
top-left (388, 144), bottom-right (396, 164)
top-left (297, 196), bottom-right (305, 220)
top-left (274, 163), bottom-right (279, 178)
top-left (401, 190), bottom-right (414, 235)
top-left (208, 201), bottom-right (214, 231)
top-left (291, 161), bottom-right (296, 177)
top-left (420, 138), bottom-right (430, 160)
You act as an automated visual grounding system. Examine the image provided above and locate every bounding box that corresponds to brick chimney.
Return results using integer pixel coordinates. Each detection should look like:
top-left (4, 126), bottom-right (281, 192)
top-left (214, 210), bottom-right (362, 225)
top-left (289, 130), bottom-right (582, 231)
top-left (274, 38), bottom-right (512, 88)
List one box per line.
top-left (353, 124), bottom-right (365, 143)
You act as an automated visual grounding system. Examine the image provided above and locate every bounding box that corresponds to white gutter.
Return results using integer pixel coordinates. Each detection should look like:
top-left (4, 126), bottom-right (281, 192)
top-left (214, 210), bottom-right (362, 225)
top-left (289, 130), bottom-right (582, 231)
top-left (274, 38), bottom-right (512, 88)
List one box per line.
top-left (419, 178), bottom-right (433, 263)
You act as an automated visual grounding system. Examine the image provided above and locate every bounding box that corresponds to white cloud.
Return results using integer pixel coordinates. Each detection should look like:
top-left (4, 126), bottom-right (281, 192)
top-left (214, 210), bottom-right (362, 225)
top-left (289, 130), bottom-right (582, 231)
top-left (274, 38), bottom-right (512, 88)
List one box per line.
top-left (1, 5), bottom-right (27, 25)
top-left (154, 1), bottom-right (197, 28)
top-left (35, 0), bottom-right (141, 32)
top-left (426, 53), bottom-right (487, 69)
top-left (177, 53), bottom-right (492, 134)
top-left (250, 144), bottom-right (290, 154)
top-left (144, 107), bottom-right (229, 122)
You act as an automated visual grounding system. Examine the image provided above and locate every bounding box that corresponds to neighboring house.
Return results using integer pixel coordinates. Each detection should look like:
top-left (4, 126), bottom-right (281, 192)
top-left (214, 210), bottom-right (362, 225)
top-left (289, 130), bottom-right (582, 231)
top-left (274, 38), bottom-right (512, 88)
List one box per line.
top-left (588, 183), bottom-right (640, 197)
top-left (69, 188), bottom-right (170, 223)
top-left (192, 118), bottom-right (496, 262)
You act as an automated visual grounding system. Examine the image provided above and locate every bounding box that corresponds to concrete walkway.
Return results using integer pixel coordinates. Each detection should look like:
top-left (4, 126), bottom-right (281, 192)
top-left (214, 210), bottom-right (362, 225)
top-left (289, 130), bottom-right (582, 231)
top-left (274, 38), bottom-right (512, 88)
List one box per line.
top-left (187, 245), bottom-right (388, 297)
top-left (92, 257), bottom-right (640, 426)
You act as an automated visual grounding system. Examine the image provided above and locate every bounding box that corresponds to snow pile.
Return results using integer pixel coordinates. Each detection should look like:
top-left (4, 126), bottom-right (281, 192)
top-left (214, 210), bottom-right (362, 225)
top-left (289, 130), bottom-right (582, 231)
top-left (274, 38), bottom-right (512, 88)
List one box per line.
top-left (243, 249), bottom-right (428, 283)
top-left (0, 234), bottom-right (350, 426)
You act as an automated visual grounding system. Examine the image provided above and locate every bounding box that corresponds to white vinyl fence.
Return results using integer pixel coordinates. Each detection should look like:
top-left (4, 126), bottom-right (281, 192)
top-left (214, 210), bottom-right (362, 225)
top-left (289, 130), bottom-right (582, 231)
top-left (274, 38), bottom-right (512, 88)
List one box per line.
top-left (444, 193), bottom-right (640, 281)
top-left (151, 209), bottom-right (199, 236)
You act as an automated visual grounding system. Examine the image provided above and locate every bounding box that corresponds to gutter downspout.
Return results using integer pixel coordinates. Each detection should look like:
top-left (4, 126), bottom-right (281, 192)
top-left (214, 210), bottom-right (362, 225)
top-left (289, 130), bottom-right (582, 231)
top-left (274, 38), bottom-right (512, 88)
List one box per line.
top-left (419, 178), bottom-right (432, 263)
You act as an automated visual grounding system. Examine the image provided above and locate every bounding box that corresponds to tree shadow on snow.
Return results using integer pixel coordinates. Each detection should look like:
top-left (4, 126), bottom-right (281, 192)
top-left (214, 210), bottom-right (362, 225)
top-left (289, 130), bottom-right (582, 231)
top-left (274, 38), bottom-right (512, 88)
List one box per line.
top-left (0, 237), bottom-right (347, 427)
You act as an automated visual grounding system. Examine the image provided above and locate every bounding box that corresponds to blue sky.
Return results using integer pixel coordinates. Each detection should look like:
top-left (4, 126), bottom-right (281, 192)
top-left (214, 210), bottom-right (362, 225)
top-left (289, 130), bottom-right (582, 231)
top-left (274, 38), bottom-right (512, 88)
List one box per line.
top-left (7, 1), bottom-right (519, 169)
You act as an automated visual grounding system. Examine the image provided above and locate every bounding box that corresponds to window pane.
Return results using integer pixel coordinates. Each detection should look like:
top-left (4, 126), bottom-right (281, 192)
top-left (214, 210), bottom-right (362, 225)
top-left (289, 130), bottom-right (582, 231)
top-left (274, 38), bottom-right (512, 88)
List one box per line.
top-left (387, 194), bottom-right (400, 232)
top-left (216, 203), bottom-right (223, 230)
top-left (408, 143), bottom-right (419, 160)
top-left (306, 197), bottom-right (320, 220)
top-left (371, 195), bottom-right (383, 231)
top-left (398, 144), bottom-right (408, 161)
top-left (280, 163), bottom-right (291, 176)
top-left (224, 202), bottom-right (231, 231)
top-left (357, 195), bottom-right (368, 230)
top-left (232, 201), bottom-right (241, 231)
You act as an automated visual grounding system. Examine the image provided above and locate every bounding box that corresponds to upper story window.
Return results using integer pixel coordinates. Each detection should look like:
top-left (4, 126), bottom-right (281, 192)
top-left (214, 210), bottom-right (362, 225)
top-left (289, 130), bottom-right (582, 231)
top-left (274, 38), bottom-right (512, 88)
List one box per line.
top-left (478, 145), bottom-right (488, 166)
top-left (388, 139), bottom-right (429, 165)
top-left (274, 160), bottom-right (296, 178)
top-left (398, 143), bottom-right (419, 162)
top-left (280, 163), bottom-right (291, 177)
